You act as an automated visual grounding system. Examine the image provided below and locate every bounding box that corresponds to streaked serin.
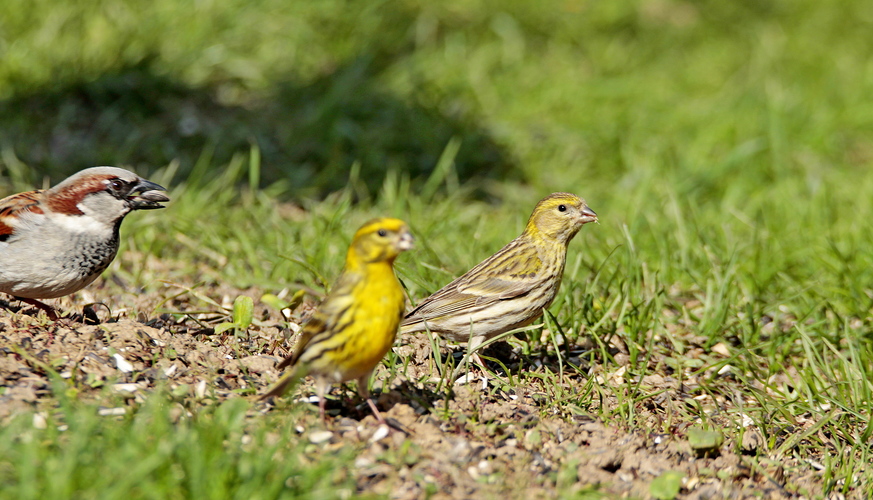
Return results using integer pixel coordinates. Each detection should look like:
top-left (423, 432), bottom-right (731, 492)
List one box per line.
top-left (401, 193), bottom-right (596, 366)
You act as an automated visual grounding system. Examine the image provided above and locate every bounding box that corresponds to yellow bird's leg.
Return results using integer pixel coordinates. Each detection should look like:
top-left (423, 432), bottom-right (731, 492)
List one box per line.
top-left (315, 377), bottom-right (330, 425)
top-left (357, 375), bottom-right (387, 425)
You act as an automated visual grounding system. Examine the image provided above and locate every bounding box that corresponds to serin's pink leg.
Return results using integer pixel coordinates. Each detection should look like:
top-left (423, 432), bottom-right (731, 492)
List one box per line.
top-left (316, 378), bottom-right (330, 425)
top-left (365, 398), bottom-right (387, 425)
top-left (318, 396), bottom-right (327, 424)
top-left (357, 375), bottom-right (386, 425)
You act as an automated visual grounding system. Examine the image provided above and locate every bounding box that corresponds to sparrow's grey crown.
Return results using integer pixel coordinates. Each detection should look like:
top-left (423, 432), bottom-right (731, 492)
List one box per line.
top-left (49, 166), bottom-right (141, 194)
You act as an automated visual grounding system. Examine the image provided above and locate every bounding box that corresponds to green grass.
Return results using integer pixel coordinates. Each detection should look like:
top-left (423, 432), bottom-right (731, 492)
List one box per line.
top-left (0, 390), bottom-right (357, 500)
top-left (2, 0), bottom-right (873, 497)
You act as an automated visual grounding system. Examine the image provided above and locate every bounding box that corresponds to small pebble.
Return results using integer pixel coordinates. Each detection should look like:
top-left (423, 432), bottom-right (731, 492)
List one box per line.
top-left (98, 407), bottom-right (127, 416)
top-left (309, 431), bottom-right (334, 444)
top-left (369, 424), bottom-right (390, 443)
top-left (112, 353), bottom-right (134, 373)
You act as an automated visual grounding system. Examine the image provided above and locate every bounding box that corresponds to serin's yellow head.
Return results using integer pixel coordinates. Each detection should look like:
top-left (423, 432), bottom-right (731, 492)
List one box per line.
top-left (348, 217), bottom-right (414, 265)
top-left (524, 192), bottom-right (597, 243)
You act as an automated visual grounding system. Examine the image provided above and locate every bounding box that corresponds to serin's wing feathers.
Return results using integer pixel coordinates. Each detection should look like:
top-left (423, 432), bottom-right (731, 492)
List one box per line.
top-left (404, 236), bottom-right (542, 322)
top-left (405, 293), bottom-right (486, 320)
top-left (459, 274), bottom-right (536, 300)
top-left (276, 270), bottom-right (361, 370)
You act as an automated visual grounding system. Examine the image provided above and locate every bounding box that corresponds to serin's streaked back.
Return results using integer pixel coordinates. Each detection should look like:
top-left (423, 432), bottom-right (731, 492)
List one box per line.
top-left (401, 193), bottom-right (596, 363)
top-left (261, 218), bottom-right (413, 424)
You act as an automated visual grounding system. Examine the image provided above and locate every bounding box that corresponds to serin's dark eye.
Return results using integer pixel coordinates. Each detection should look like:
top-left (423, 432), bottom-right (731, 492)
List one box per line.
top-left (558, 204), bottom-right (567, 212)
top-left (377, 229), bottom-right (388, 237)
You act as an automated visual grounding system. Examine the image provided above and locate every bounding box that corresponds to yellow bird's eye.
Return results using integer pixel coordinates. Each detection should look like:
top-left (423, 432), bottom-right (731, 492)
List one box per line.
top-left (558, 204), bottom-right (567, 212)
top-left (377, 229), bottom-right (388, 237)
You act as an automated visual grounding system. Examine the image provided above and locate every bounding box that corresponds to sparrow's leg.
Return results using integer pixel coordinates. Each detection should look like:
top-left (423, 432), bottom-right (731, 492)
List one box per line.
top-left (13, 296), bottom-right (60, 321)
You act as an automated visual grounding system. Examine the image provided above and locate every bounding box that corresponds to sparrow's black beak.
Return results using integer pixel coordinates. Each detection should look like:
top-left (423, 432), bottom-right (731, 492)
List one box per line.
top-left (129, 179), bottom-right (170, 210)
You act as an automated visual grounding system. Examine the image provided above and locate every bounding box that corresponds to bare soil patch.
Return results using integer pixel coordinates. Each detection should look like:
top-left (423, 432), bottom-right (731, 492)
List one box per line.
top-left (0, 286), bottom-right (834, 498)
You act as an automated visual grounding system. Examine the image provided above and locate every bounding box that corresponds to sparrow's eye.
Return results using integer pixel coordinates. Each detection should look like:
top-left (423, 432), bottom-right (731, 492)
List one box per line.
top-left (377, 229), bottom-right (388, 237)
top-left (558, 204), bottom-right (567, 212)
top-left (109, 179), bottom-right (125, 191)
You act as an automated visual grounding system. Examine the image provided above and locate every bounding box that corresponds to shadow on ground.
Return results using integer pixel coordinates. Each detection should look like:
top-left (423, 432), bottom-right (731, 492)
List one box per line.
top-left (0, 57), bottom-right (517, 196)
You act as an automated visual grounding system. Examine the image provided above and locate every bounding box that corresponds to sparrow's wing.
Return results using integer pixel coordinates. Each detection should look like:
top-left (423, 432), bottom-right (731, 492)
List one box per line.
top-left (0, 190), bottom-right (45, 239)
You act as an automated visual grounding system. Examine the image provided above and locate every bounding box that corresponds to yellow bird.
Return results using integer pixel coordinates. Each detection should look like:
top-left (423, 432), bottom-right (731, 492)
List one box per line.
top-left (261, 218), bottom-right (414, 424)
top-left (401, 193), bottom-right (596, 367)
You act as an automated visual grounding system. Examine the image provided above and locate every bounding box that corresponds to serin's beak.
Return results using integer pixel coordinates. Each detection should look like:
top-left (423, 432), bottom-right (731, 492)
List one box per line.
top-left (397, 230), bottom-right (415, 251)
top-left (580, 205), bottom-right (598, 224)
top-left (129, 178), bottom-right (170, 210)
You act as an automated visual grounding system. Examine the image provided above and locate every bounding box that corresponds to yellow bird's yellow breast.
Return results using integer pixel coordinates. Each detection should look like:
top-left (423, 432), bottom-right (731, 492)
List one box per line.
top-left (331, 264), bottom-right (404, 382)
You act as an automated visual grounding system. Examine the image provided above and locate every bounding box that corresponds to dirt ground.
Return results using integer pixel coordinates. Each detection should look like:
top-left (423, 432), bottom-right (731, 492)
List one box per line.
top-left (0, 283), bottom-right (837, 499)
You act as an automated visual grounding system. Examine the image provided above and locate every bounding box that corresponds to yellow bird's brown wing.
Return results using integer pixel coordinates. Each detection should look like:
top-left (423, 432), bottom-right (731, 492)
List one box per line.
top-left (276, 270), bottom-right (361, 370)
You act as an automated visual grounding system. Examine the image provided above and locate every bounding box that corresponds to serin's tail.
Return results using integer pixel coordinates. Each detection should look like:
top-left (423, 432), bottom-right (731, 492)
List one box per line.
top-left (259, 369), bottom-right (300, 401)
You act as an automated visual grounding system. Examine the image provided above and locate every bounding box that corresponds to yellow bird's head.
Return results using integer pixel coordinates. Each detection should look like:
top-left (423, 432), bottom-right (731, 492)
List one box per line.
top-left (524, 192), bottom-right (597, 243)
top-left (348, 217), bottom-right (414, 265)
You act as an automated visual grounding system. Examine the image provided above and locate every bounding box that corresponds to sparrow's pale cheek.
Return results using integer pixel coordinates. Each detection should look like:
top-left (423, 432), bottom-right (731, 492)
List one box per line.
top-left (52, 213), bottom-right (115, 236)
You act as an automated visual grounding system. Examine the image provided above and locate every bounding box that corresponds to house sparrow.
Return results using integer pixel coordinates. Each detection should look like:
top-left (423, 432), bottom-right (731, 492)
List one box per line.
top-left (0, 166), bottom-right (170, 318)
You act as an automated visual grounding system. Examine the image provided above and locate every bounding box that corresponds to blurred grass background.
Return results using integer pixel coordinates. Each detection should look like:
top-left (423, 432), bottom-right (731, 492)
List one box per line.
top-left (2, 0), bottom-right (873, 496)
top-left (3, 0), bottom-right (871, 196)
top-left (2, 0), bottom-right (869, 304)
